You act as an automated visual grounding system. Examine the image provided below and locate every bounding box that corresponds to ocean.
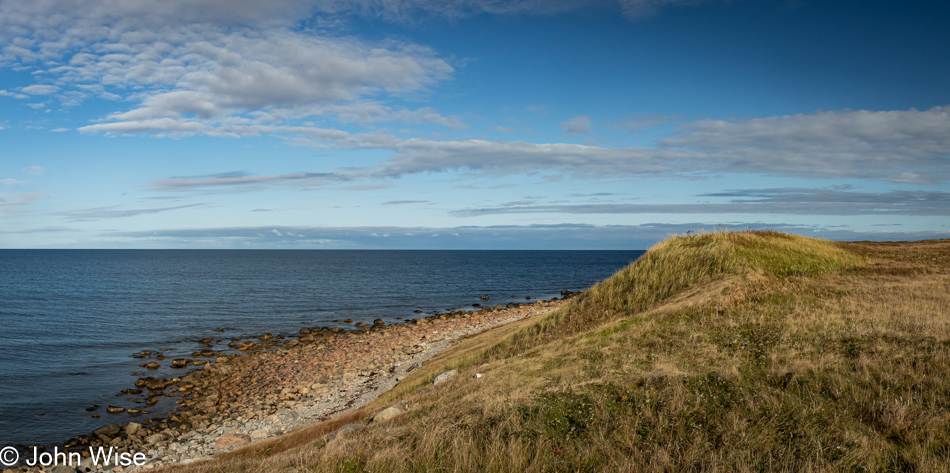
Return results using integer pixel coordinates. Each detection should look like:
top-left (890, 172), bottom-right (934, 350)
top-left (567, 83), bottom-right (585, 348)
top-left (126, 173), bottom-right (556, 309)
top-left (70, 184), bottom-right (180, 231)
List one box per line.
top-left (0, 249), bottom-right (643, 447)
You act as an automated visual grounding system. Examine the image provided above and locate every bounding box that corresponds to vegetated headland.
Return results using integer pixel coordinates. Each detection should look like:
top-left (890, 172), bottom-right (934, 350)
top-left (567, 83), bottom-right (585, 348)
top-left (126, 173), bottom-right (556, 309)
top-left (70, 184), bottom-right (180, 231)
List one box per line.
top-left (29, 230), bottom-right (950, 473)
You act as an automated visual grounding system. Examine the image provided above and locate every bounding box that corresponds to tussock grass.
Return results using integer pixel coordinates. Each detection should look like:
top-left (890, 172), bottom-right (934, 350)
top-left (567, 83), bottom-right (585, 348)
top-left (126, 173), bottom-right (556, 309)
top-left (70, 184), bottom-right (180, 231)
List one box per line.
top-left (487, 230), bottom-right (865, 359)
top-left (164, 232), bottom-right (950, 473)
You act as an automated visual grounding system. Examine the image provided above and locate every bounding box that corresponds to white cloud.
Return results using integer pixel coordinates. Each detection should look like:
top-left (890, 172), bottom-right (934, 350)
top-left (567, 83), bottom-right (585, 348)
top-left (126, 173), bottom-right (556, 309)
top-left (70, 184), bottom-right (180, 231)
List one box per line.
top-left (0, 178), bottom-right (27, 186)
top-left (20, 84), bottom-right (59, 94)
top-left (365, 137), bottom-right (694, 177)
top-left (451, 189), bottom-right (950, 217)
top-left (363, 106), bottom-right (950, 182)
top-left (51, 127), bottom-right (69, 132)
top-left (91, 105), bottom-right (950, 186)
top-left (0, 191), bottom-right (47, 213)
top-left (661, 106), bottom-right (950, 183)
top-left (21, 166), bottom-right (44, 175)
top-left (561, 115), bottom-right (592, 134)
top-left (0, 89), bottom-right (28, 99)
top-left (52, 203), bottom-right (204, 221)
top-left (148, 171), bottom-right (348, 191)
top-left (494, 126), bottom-right (514, 133)
top-left (1, 1), bottom-right (455, 129)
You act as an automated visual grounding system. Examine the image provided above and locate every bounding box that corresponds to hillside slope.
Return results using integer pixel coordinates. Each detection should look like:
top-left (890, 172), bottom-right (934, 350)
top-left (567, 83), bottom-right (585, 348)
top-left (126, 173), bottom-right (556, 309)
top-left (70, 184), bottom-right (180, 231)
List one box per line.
top-left (167, 231), bottom-right (950, 473)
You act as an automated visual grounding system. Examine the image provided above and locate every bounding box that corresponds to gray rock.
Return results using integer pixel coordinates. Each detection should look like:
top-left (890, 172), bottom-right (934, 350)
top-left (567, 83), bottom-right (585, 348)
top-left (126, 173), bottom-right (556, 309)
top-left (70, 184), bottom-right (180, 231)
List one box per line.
top-left (214, 433), bottom-right (251, 450)
top-left (249, 428), bottom-right (271, 440)
top-left (93, 423), bottom-right (121, 436)
top-left (433, 370), bottom-right (458, 385)
top-left (371, 404), bottom-right (407, 424)
top-left (126, 422), bottom-right (142, 435)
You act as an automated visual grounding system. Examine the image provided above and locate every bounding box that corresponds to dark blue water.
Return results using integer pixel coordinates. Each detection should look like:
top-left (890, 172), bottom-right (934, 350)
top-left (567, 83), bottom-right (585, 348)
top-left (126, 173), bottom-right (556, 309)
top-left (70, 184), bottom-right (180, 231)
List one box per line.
top-left (0, 250), bottom-right (643, 446)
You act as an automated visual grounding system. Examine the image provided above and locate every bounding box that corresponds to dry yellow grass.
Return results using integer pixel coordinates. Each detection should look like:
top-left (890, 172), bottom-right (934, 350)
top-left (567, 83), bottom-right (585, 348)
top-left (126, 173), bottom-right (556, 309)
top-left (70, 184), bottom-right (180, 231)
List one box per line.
top-left (163, 231), bottom-right (950, 473)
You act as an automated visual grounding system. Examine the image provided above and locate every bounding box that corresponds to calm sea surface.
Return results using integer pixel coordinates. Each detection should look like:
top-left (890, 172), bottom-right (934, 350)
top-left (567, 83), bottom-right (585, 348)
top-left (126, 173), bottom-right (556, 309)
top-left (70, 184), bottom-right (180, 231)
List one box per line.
top-left (0, 249), bottom-right (643, 446)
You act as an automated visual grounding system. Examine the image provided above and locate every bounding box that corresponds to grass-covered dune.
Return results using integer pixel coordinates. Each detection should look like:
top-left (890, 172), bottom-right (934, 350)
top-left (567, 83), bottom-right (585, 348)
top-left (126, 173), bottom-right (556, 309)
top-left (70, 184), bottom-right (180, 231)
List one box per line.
top-left (169, 231), bottom-right (950, 473)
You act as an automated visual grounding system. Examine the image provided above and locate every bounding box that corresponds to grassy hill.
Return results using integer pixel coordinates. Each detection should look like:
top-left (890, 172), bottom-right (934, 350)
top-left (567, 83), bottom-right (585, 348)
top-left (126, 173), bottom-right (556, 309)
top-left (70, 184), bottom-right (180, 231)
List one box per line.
top-left (168, 231), bottom-right (950, 473)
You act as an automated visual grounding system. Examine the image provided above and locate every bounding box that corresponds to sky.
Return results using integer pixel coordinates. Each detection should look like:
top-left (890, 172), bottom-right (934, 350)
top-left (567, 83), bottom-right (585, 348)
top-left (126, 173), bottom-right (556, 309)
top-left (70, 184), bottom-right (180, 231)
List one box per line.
top-left (0, 0), bottom-right (948, 249)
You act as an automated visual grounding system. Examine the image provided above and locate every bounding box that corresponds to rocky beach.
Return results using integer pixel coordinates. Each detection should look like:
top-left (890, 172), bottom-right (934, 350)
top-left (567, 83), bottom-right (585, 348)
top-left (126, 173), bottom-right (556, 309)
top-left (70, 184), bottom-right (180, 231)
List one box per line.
top-left (3, 293), bottom-right (577, 473)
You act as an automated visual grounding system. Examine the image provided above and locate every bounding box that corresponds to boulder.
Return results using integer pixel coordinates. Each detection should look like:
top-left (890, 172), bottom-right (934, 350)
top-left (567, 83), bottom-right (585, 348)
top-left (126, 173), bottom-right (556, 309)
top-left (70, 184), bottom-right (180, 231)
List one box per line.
top-left (93, 424), bottom-right (121, 436)
top-left (125, 423), bottom-right (142, 435)
top-left (433, 370), bottom-right (458, 385)
top-left (214, 433), bottom-right (251, 450)
top-left (479, 294), bottom-right (490, 300)
top-left (372, 404), bottom-right (407, 424)
top-left (106, 406), bottom-right (126, 414)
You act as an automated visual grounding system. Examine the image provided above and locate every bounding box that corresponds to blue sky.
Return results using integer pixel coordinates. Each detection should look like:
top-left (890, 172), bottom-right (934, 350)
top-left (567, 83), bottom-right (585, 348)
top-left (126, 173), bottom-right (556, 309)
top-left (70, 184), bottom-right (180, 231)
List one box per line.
top-left (1, 0), bottom-right (948, 249)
